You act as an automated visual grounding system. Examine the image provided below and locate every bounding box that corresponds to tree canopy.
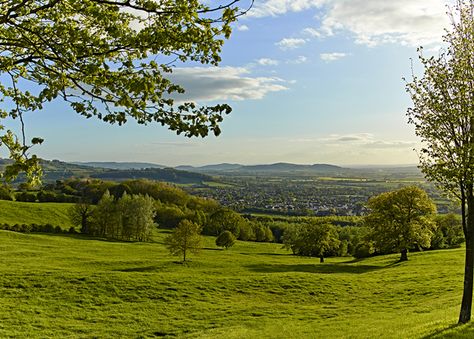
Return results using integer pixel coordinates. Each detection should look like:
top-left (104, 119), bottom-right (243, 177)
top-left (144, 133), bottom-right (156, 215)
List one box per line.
top-left (282, 221), bottom-right (340, 263)
top-left (0, 0), bottom-right (250, 183)
top-left (365, 186), bottom-right (436, 261)
top-left (166, 219), bottom-right (203, 262)
top-left (406, 0), bottom-right (474, 323)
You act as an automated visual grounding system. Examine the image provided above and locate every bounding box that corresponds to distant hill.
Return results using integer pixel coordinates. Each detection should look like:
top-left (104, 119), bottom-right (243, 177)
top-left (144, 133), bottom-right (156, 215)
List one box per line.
top-left (175, 163), bottom-right (243, 172)
top-left (176, 162), bottom-right (346, 175)
top-left (241, 162), bottom-right (343, 172)
top-left (0, 159), bottom-right (211, 185)
top-left (0, 159), bottom-right (103, 182)
top-left (90, 167), bottom-right (212, 184)
top-left (73, 161), bottom-right (165, 170)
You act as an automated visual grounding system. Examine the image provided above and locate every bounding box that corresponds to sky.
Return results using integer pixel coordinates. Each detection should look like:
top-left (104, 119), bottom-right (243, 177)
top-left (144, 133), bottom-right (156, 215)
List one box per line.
top-left (3, 0), bottom-right (456, 167)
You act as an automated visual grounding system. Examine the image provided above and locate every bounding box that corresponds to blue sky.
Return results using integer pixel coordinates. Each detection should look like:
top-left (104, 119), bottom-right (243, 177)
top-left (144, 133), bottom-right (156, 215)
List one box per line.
top-left (4, 0), bottom-right (454, 166)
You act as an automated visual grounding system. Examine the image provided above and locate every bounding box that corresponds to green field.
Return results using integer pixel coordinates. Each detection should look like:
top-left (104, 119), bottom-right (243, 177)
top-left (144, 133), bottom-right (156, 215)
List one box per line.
top-left (0, 228), bottom-right (473, 338)
top-left (0, 200), bottom-right (74, 228)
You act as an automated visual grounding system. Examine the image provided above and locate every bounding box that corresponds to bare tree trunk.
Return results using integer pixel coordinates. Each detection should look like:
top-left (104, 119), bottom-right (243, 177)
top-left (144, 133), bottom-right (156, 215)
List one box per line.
top-left (319, 256), bottom-right (324, 263)
top-left (459, 193), bottom-right (474, 324)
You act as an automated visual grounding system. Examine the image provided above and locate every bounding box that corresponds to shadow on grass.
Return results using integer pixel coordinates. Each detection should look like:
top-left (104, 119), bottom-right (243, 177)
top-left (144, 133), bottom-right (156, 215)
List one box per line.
top-left (240, 252), bottom-right (290, 257)
top-left (115, 265), bottom-right (161, 272)
top-left (421, 323), bottom-right (464, 338)
top-left (246, 260), bottom-right (396, 274)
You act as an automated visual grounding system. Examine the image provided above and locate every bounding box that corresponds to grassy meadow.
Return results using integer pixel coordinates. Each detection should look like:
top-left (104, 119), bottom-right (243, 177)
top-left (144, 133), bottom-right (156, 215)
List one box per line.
top-left (0, 200), bottom-right (73, 228)
top-left (0, 227), bottom-right (472, 338)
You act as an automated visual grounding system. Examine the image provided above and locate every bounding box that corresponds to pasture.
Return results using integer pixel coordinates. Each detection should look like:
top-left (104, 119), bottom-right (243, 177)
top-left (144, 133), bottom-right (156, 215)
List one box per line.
top-left (0, 229), bottom-right (471, 338)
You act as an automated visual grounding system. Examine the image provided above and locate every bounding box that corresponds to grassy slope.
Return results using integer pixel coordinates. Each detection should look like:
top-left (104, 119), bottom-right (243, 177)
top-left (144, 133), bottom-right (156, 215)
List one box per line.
top-left (0, 229), bottom-right (469, 338)
top-left (0, 200), bottom-right (74, 228)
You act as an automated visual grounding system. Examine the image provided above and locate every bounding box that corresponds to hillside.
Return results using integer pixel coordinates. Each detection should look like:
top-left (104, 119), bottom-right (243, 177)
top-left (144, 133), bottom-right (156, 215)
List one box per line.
top-left (0, 228), bottom-right (469, 338)
top-left (74, 161), bottom-right (166, 170)
top-left (90, 167), bottom-right (212, 184)
top-left (0, 159), bottom-right (214, 185)
top-left (176, 162), bottom-right (346, 175)
top-left (0, 200), bottom-right (73, 228)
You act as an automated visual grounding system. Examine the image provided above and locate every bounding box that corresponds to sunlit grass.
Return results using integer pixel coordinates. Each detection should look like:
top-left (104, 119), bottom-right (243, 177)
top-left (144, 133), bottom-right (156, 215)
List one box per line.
top-left (0, 200), bottom-right (74, 228)
top-left (0, 229), bottom-right (469, 338)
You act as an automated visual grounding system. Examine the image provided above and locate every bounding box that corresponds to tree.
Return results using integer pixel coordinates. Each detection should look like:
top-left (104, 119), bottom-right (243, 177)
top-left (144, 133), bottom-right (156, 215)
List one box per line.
top-left (206, 208), bottom-right (245, 237)
top-left (406, 0), bottom-right (474, 323)
top-left (282, 221), bottom-right (340, 263)
top-left (166, 219), bottom-right (203, 262)
top-left (365, 186), bottom-right (436, 261)
top-left (0, 1), bottom-right (251, 184)
top-left (216, 230), bottom-right (236, 249)
top-left (431, 214), bottom-right (464, 249)
top-left (89, 190), bottom-right (118, 237)
top-left (119, 193), bottom-right (156, 241)
top-left (68, 202), bottom-right (94, 234)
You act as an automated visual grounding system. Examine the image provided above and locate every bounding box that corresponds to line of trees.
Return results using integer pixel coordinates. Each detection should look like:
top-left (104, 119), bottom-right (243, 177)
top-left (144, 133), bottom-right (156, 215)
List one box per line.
top-left (281, 186), bottom-right (463, 262)
top-left (69, 191), bottom-right (156, 241)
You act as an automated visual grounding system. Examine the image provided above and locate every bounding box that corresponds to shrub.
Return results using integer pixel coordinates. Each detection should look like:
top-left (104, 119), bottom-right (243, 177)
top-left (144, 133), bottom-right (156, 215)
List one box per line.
top-left (216, 230), bottom-right (236, 249)
top-left (354, 243), bottom-right (373, 259)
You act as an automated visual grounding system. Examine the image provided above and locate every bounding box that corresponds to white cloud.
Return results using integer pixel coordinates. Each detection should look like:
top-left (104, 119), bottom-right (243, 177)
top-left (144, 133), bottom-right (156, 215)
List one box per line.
top-left (320, 0), bottom-right (451, 47)
top-left (276, 38), bottom-right (307, 50)
top-left (248, 0), bottom-right (451, 47)
top-left (168, 67), bottom-right (288, 102)
top-left (302, 27), bottom-right (321, 38)
top-left (324, 133), bottom-right (417, 149)
top-left (295, 55), bottom-right (308, 64)
top-left (364, 140), bottom-right (417, 149)
top-left (257, 58), bottom-right (279, 66)
top-left (326, 133), bottom-right (374, 143)
top-left (237, 24), bottom-right (250, 31)
top-left (248, 0), bottom-right (326, 17)
top-left (320, 52), bottom-right (347, 62)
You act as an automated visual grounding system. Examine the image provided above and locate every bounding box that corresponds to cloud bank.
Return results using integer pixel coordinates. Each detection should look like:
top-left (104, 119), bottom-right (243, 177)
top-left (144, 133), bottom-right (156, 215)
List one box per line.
top-left (250, 0), bottom-right (452, 47)
top-left (168, 67), bottom-right (288, 102)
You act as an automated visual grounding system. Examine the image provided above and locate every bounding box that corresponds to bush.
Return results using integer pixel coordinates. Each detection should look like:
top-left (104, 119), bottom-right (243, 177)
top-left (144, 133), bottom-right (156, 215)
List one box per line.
top-left (216, 230), bottom-right (236, 249)
top-left (0, 186), bottom-right (13, 201)
top-left (16, 192), bottom-right (37, 202)
top-left (37, 190), bottom-right (58, 202)
top-left (43, 224), bottom-right (55, 233)
top-left (354, 243), bottom-right (373, 259)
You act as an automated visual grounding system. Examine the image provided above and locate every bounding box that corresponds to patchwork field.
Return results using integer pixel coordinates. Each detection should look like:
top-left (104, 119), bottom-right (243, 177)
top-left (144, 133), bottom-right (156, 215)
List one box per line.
top-left (0, 229), bottom-right (472, 338)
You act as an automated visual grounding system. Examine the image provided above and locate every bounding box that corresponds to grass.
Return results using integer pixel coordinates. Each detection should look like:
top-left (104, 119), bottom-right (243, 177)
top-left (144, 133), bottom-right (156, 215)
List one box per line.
top-left (0, 200), bottom-right (74, 228)
top-left (0, 228), bottom-right (470, 338)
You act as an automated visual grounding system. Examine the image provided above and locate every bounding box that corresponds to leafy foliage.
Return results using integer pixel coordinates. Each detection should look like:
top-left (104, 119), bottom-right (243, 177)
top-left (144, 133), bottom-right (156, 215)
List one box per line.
top-left (88, 190), bottom-right (155, 241)
top-left (166, 219), bottom-right (203, 261)
top-left (365, 186), bottom-right (436, 260)
top-left (215, 230), bottom-right (236, 249)
top-left (68, 202), bottom-right (94, 234)
top-left (282, 220), bottom-right (340, 262)
top-left (431, 213), bottom-right (464, 250)
top-left (0, 0), bottom-right (247, 183)
top-left (405, 0), bottom-right (474, 322)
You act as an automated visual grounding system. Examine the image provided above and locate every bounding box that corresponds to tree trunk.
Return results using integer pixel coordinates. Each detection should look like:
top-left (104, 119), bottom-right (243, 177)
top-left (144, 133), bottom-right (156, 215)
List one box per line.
top-left (320, 256), bottom-right (324, 263)
top-left (459, 194), bottom-right (474, 324)
top-left (399, 248), bottom-right (408, 262)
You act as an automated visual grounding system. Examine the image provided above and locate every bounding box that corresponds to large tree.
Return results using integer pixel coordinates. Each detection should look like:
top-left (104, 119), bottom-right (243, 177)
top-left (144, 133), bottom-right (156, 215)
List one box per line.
top-left (282, 221), bottom-right (340, 263)
top-left (406, 0), bottom-right (474, 323)
top-left (0, 0), bottom-right (250, 184)
top-left (364, 186), bottom-right (436, 261)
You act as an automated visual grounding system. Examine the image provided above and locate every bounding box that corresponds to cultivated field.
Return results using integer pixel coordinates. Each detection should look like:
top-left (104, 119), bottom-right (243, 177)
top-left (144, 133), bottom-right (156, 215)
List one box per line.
top-left (0, 229), bottom-right (473, 338)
